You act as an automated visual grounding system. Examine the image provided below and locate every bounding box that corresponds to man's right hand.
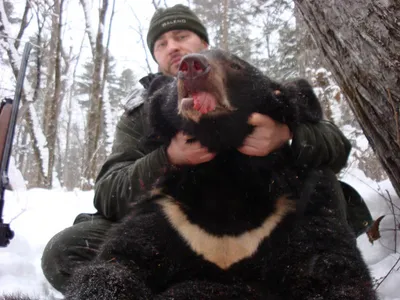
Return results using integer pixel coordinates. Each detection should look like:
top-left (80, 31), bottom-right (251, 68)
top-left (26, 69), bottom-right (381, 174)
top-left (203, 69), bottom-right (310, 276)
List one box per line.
top-left (167, 132), bottom-right (216, 166)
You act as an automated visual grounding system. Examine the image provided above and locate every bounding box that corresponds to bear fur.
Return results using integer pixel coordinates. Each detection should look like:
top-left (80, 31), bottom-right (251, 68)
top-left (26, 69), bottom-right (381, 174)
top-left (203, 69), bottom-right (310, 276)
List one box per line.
top-left (63, 49), bottom-right (377, 300)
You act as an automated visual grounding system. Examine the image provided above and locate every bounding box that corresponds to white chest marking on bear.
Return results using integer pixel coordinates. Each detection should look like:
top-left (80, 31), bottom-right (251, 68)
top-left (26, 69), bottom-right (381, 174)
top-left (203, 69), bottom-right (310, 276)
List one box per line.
top-left (158, 196), bottom-right (294, 270)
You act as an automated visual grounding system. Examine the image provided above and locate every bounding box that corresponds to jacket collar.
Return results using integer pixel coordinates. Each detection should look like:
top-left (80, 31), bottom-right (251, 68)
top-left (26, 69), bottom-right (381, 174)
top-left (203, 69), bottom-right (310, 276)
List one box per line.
top-left (139, 72), bottom-right (163, 89)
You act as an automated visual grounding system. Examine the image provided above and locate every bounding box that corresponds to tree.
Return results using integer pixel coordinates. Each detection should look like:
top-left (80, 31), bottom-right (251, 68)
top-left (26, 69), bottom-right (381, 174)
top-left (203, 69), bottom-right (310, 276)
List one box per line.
top-left (0, 0), bottom-right (51, 187)
top-left (293, 0), bottom-right (400, 195)
top-left (307, 67), bottom-right (387, 181)
top-left (80, 0), bottom-right (113, 190)
top-left (118, 69), bottom-right (136, 99)
top-left (75, 60), bottom-right (94, 108)
top-left (44, 0), bottom-right (65, 187)
top-left (192, 0), bottom-right (258, 61)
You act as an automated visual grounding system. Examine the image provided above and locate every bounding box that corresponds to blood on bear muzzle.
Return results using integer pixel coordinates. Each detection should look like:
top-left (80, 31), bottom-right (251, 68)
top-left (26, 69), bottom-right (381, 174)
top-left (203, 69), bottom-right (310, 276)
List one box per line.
top-left (177, 53), bottom-right (233, 122)
top-left (180, 92), bottom-right (217, 114)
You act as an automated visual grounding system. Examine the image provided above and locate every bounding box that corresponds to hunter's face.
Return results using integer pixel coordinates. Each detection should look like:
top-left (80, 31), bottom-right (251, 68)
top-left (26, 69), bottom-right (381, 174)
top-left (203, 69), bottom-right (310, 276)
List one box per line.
top-left (154, 30), bottom-right (208, 77)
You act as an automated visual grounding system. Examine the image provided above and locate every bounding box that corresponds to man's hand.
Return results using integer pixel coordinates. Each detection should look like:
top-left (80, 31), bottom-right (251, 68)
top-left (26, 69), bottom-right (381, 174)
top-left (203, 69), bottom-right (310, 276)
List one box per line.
top-left (238, 113), bottom-right (292, 156)
top-left (167, 132), bottom-right (216, 166)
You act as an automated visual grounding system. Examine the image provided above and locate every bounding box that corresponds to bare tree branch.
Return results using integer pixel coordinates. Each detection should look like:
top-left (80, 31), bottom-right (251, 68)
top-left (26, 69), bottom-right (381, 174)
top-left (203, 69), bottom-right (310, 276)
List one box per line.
top-left (63, 31), bottom-right (86, 189)
top-left (14, 0), bottom-right (32, 50)
top-left (152, 0), bottom-right (161, 10)
top-left (0, 0), bottom-right (49, 186)
top-left (16, 1), bottom-right (48, 127)
top-left (129, 6), bottom-right (153, 74)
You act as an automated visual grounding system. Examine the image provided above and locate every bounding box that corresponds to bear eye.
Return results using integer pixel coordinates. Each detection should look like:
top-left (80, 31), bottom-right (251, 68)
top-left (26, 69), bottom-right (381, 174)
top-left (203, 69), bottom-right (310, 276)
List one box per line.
top-left (230, 62), bottom-right (242, 70)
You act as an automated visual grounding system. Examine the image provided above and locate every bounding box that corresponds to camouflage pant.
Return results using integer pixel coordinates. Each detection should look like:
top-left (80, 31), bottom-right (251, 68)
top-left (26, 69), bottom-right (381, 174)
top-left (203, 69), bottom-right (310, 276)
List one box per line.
top-left (41, 214), bottom-right (113, 293)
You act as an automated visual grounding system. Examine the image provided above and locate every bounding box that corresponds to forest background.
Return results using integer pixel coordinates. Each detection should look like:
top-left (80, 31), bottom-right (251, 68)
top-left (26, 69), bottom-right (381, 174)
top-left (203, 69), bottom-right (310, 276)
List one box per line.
top-left (0, 0), bottom-right (389, 191)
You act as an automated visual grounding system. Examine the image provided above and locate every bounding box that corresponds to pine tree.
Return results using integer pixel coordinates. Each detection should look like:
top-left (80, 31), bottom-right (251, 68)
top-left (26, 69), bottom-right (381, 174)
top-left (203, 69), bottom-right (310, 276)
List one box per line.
top-left (191, 0), bottom-right (260, 62)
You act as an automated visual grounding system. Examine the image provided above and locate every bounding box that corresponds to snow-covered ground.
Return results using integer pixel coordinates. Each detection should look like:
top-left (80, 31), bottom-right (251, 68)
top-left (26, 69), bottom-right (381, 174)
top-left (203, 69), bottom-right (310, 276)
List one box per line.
top-left (0, 168), bottom-right (399, 299)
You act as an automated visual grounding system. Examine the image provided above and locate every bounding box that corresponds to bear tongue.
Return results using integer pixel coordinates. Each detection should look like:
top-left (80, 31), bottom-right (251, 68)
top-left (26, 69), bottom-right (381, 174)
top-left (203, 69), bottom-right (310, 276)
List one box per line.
top-left (192, 92), bottom-right (217, 114)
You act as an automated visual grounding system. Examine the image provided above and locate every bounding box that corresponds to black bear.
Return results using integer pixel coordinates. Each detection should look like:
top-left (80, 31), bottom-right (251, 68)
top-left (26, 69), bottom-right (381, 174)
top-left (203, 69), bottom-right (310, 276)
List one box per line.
top-left (64, 49), bottom-right (377, 300)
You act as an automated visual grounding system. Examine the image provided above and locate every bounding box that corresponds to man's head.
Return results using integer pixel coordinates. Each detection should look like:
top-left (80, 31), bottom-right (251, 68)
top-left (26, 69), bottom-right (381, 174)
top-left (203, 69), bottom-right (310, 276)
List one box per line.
top-left (147, 4), bottom-right (209, 76)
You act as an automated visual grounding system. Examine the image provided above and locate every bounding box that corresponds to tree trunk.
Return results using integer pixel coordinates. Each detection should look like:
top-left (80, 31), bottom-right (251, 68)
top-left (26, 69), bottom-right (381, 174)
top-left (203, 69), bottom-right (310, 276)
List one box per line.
top-left (63, 33), bottom-right (85, 191)
top-left (43, 2), bottom-right (59, 137)
top-left (221, 0), bottom-right (229, 51)
top-left (46, 0), bottom-right (64, 188)
top-left (101, 0), bottom-right (116, 156)
top-left (82, 0), bottom-right (109, 190)
top-left (293, 0), bottom-right (400, 196)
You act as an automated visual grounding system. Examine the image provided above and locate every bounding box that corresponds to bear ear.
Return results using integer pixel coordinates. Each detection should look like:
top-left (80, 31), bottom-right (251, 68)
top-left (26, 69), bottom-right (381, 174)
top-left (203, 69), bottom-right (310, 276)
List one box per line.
top-left (147, 75), bottom-right (175, 97)
top-left (282, 78), bottom-right (323, 123)
top-left (142, 76), bottom-right (180, 150)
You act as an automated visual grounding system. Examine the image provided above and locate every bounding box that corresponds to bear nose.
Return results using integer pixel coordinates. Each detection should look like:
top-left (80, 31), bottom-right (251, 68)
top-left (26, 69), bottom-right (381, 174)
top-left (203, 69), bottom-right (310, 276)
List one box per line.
top-left (178, 54), bottom-right (210, 80)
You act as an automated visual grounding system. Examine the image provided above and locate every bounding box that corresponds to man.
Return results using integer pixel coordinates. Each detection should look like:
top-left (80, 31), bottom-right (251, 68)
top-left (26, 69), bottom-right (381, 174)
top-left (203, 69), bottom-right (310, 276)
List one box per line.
top-left (41, 4), bottom-right (372, 293)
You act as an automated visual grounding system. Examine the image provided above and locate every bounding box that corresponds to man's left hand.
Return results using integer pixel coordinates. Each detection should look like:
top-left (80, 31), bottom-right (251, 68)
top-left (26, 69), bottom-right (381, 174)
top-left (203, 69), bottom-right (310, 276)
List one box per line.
top-left (237, 113), bottom-right (292, 156)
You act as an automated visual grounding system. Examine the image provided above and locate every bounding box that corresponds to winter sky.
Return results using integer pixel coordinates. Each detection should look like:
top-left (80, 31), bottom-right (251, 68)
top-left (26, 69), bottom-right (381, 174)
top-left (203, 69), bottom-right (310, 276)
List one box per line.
top-left (9, 0), bottom-right (190, 78)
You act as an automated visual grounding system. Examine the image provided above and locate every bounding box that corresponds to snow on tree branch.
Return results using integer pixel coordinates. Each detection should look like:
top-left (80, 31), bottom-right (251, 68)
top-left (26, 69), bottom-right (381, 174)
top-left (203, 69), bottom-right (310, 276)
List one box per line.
top-left (29, 105), bottom-right (49, 177)
top-left (102, 83), bottom-right (114, 155)
top-left (0, 0), bottom-right (49, 181)
top-left (0, 0), bottom-right (24, 74)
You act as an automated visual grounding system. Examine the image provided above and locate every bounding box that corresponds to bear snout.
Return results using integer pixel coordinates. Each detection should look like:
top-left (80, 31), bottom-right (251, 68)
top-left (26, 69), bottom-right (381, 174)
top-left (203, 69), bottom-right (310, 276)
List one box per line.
top-left (178, 54), bottom-right (211, 87)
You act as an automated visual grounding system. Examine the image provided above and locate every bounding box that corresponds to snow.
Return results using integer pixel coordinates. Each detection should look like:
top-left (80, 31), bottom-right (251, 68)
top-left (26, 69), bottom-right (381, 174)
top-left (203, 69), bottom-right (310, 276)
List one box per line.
top-left (7, 156), bottom-right (26, 191)
top-left (28, 105), bottom-right (50, 177)
top-left (121, 81), bottom-right (145, 111)
top-left (0, 1), bottom-right (20, 72)
top-left (0, 188), bottom-right (96, 299)
top-left (102, 83), bottom-right (115, 154)
top-left (340, 168), bottom-right (400, 299)
top-left (0, 0), bottom-right (51, 180)
top-left (0, 166), bottom-right (399, 299)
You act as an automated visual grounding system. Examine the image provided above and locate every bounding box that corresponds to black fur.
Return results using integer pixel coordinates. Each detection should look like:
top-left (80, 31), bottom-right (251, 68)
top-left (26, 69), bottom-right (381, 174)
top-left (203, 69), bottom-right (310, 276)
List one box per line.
top-left (144, 51), bottom-right (322, 153)
top-left (64, 49), bottom-right (376, 300)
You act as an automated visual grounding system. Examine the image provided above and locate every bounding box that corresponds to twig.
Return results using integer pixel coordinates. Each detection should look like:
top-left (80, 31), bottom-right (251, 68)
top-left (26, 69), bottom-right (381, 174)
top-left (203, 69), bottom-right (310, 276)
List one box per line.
top-left (386, 190), bottom-right (399, 253)
top-left (343, 173), bottom-right (400, 211)
top-left (375, 255), bottom-right (400, 290)
top-left (14, 0), bottom-right (32, 50)
top-left (128, 6), bottom-right (153, 74)
top-left (0, 34), bottom-right (41, 49)
top-left (152, 0), bottom-right (161, 10)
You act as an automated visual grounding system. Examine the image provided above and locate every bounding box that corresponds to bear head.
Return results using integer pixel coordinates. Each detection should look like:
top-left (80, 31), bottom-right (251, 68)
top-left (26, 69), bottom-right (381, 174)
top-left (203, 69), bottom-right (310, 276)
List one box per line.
top-left (145, 49), bottom-right (323, 153)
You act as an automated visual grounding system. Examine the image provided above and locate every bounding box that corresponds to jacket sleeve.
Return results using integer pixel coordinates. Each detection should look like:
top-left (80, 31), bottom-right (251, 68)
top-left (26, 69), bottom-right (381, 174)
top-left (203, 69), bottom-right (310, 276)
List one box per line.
top-left (93, 105), bottom-right (170, 221)
top-left (290, 120), bottom-right (352, 173)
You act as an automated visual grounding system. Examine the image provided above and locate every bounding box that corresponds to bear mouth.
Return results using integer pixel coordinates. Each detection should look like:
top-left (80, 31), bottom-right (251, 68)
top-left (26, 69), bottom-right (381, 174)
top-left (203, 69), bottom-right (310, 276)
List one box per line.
top-left (178, 89), bottom-right (234, 122)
